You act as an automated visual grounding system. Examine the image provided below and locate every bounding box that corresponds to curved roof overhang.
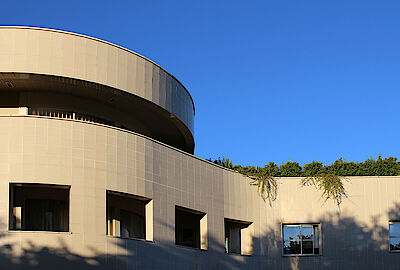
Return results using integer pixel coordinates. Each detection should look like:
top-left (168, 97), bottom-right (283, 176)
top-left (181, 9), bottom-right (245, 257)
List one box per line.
top-left (0, 26), bottom-right (195, 153)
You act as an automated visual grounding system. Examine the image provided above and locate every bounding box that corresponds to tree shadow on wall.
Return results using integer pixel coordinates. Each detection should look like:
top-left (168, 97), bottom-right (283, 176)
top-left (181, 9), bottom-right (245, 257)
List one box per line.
top-left (0, 218), bottom-right (250, 270)
top-left (260, 202), bottom-right (400, 270)
top-left (1, 204), bottom-right (400, 269)
top-left (0, 238), bottom-right (107, 269)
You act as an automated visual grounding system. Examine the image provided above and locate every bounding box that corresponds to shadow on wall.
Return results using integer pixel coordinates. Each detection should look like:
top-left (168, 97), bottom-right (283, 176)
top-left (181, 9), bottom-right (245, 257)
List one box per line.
top-left (0, 219), bottom-right (249, 270)
top-left (261, 202), bottom-right (400, 270)
top-left (1, 204), bottom-right (400, 269)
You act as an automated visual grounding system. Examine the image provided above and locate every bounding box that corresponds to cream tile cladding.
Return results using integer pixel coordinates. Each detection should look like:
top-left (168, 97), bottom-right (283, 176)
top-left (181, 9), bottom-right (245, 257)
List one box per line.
top-left (1, 116), bottom-right (400, 269)
top-left (0, 26), bottom-right (194, 135)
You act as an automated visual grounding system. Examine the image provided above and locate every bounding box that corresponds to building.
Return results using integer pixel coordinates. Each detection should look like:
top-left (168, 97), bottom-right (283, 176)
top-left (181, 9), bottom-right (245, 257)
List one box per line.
top-left (0, 26), bottom-right (399, 269)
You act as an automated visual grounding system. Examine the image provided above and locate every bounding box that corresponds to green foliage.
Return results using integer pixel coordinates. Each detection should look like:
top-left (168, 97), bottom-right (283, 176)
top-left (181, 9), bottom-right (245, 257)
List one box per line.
top-left (373, 155), bottom-right (400, 176)
top-left (237, 166), bottom-right (278, 204)
top-left (234, 165), bottom-right (258, 175)
top-left (210, 154), bottom-right (400, 206)
top-left (211, 157), bottom-right (278, 203)
top-left (329, 158), bottom-right (359, 176)
top-left (250, 163), bottom-right (279, 204)
top-left (280, 161), bottom-right (302, 177)
top-left (302, 161), bottom-right (324, 176)
top-left (211, 154), bottom-right (400, 177)
top-left (301, 174), bottom-right (347, 207)
top-left (213, 157), bottom-right (233, 169)
top-left (324, 155), bottom-right (400, 176)
top-left (250, 174), bottom-right (277, 204)
top-left (262, 162), bottom-right (280, 177)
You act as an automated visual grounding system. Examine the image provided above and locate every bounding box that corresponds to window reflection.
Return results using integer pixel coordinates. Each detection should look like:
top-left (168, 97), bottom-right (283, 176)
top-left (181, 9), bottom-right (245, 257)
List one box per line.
top-left (389, 222), bottom-right (400, 252)
top-left (390, 223), bottom-right (400, 236)
top-left (390, 238), bottom-right (400, 251)
top-left (301, 226), bottom-right (313, 240)
top-left (283, 241), bottom-right (301, 254)
top-left (283, 226), bottom-right (301, 240)
top-left (282, 224), bottom-right (320, 256)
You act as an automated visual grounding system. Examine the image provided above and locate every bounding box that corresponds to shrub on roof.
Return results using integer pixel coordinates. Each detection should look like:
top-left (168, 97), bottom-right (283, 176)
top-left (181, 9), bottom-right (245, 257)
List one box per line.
top-left (212, 155), bottom-right (400, 177)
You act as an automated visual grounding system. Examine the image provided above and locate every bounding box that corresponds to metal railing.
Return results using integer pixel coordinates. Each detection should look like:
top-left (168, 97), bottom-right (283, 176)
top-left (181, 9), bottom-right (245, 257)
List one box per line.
top-left (28, 108), bottom-right (115, 126)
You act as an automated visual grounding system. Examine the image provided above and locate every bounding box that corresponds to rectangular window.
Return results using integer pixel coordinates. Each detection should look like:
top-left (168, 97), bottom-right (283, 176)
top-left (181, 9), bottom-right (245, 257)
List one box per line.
top-left (282, 224), bottom-right (320, 256)
top-left (389, 222), bottom-right (400, 252)
top-left (9, 183), bottom-right (70, 232)
top-left (106, 191), bottom-right (153, 241)
top-left (224, 218), bottom-right (254, 255)
top-left (175, 206), bottom-right (207, 250)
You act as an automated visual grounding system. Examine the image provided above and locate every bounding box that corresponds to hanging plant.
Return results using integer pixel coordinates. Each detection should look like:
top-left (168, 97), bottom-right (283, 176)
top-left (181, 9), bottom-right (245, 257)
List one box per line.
top-left (301, 174), bottom-right (347, 207)
top-left (250, 173), bottom-right (277, 205)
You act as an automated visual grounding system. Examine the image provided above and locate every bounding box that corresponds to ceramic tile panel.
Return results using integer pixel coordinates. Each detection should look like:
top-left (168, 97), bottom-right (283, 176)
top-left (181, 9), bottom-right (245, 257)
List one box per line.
top-left (1, 28), bottom-right (400, 268)
top-left (0, 27), bottom-right (195, 138)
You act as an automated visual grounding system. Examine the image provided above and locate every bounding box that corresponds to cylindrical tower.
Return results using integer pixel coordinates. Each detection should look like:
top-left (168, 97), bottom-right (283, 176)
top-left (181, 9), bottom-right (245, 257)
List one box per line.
top-left (0, 26), bottom-right (195, 153)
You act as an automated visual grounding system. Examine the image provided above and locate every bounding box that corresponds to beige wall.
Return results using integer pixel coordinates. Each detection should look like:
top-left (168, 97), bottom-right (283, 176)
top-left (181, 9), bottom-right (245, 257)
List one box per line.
top-left (0, 26), bottom-right (194, 135)
top-left (0, 115), bottom-right (399, 269)
top-left (1, 26), bottom-right (396, 270)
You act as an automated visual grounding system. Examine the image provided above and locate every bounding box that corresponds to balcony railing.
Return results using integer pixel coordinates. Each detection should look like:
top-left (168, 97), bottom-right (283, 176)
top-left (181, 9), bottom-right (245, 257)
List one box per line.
top-left (28, 108), bottom-right (115, 126)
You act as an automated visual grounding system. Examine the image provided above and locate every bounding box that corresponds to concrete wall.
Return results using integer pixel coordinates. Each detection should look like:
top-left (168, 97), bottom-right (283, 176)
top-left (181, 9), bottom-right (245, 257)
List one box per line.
top-left (0, 115), bottom-right (399, 269)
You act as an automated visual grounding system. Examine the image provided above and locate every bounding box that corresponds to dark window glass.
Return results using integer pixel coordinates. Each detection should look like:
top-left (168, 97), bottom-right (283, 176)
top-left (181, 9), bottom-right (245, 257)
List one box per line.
top-left (302, 241), bottom-right (314, 254)
top-left (106, 191), bottom-right (149, 240)
top-left (9, 184), bottom-right (70, 232)
top-left (120, 209), bottom-right (145, 239)
top-left (25, 199), bottom-right (68, 231)
top-left (175, 206), bottom-right (205, 249)
top-left (283, 241), bottom-right (301, 255)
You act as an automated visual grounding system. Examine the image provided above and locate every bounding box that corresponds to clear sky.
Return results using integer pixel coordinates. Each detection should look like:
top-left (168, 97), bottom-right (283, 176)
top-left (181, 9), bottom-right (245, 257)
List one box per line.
top-left (2, 0), bottom-right (400, 167)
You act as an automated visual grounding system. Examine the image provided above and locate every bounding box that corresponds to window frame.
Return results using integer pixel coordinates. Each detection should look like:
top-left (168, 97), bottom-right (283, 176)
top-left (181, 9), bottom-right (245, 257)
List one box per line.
top-left (389, 221), bottom-right (400, 252)
top-left (175, 205), bottom-right (208, 250)
top-left (106, 190), bottom-right (153, 242)
top-left (9, 183), bottom-right (71, 232)
top-left (224, 218), bottom-right (254, 256)
top-left (281, 223), bottom-right (321, 257)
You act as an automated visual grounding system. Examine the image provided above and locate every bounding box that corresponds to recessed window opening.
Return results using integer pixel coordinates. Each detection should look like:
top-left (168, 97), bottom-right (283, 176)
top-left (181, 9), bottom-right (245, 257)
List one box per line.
top-left (282, 224), bottom-right (321, 256)
top-left (106, 191), bottom-right (153, 241)
top-left (389, 222), bottom-right (400, 252)
top-left (9, 184), bottom-right (70, 232)
top-left (175, 206), bottom-right (207, 250)
top-left (224, 218), bottom-right (254, 255)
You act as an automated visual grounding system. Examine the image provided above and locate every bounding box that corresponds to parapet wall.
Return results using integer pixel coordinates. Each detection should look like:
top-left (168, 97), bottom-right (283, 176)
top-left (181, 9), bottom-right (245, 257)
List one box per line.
top-left (0, 115), bottom-right (399, 269)
top-left (0, 26), bottom-right (398, 270)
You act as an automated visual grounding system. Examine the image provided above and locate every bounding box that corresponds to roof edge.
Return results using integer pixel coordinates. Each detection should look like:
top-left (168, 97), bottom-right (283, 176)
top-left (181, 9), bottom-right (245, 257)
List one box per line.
top-left (0, 25), bottom-right (195, 115)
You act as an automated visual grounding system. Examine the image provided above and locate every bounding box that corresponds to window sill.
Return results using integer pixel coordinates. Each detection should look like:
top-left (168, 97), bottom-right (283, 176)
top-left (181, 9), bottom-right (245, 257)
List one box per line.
top-left (175, 244), bottom-right (207, 252)
top-left (225, 252), bottom-right (254, 257)
top-left (8, 230), bottom-right (72, 234)
top-left (106, 235), bottom-right (155, 244)
top-left (282, 254), bottom-right (321, 257)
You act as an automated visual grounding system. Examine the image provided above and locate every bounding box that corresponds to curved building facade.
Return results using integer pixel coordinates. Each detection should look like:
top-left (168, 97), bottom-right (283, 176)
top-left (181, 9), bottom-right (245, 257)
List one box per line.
top-left (0, 26), bottom-right (195, 153)
top-left (0, 26), bottom-right (399, 270)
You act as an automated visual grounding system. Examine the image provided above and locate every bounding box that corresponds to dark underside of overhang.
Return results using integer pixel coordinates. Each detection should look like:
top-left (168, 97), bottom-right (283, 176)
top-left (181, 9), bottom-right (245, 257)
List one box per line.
top-left (0, 73), bottom-right (195, 154)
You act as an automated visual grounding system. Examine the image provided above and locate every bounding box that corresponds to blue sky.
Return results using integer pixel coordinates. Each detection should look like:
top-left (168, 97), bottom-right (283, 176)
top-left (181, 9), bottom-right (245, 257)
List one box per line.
top-left (2, 0), bottom-right (400, 167)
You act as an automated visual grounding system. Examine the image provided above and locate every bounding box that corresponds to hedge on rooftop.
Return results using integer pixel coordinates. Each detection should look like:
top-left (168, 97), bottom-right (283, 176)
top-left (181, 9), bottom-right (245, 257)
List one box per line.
top-left (212, 154), bottom-right (400, 177)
